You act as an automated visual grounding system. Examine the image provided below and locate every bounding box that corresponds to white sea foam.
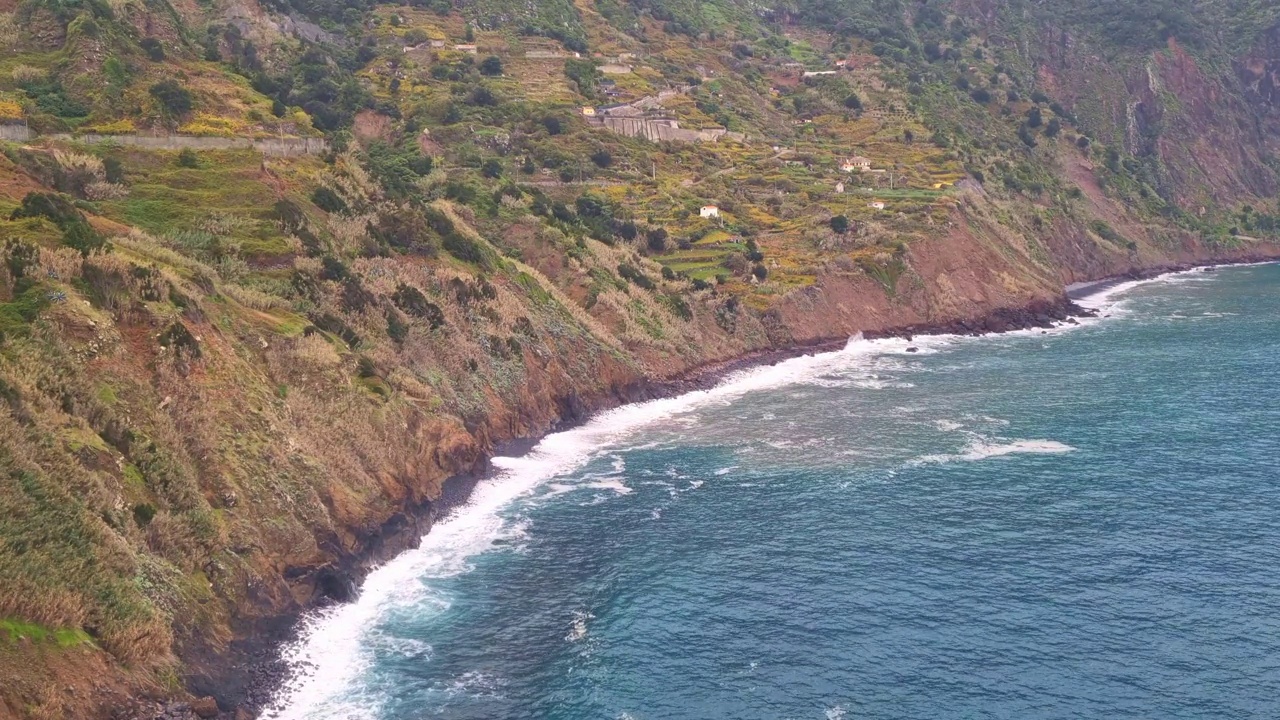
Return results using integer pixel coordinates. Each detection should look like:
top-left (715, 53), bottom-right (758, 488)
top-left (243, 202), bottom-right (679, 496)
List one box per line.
top-left (912, 437), bottom-right (1077, 465)
top-left (714, 466), bottom-right (737, 476)
top-left (585, 478), bottom-right (633, 494)
top-left (565, 610), bottom-right (593, 642)
top-left (262, 334), bottom-right (900, 720)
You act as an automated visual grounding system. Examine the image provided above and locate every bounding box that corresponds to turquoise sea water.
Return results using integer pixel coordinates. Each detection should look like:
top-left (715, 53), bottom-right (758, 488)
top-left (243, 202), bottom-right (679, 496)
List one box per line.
top-left (266, 263), bottom-right (1280, 720)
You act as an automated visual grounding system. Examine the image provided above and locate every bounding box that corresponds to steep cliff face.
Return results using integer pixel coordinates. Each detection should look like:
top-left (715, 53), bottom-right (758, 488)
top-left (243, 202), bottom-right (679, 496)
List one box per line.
top-left (3, 0), bottom-right (1280, 717)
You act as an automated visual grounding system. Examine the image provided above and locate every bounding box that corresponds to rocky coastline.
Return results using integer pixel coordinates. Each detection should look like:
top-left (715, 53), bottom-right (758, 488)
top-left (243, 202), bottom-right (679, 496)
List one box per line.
top-left (170, 256), bottom-right (1277, 720)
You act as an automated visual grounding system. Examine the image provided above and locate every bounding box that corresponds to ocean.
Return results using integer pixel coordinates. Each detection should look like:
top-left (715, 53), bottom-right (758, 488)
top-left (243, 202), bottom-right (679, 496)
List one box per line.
top-left (263, 262), bottom-right (1280, 720)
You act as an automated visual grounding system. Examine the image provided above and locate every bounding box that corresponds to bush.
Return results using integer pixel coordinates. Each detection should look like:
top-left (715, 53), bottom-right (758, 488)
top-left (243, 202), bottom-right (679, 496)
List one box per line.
top-left (590, 149), bottom-right (613, 168)
top-left (1026, 106), bottom-right (1043, 128)
top-left (752, 264), bottom-right (768, 281)
top-left (1045, 118), bottom-right (1062, 137)
top-left (149, 80), bottom-right (193, 117)
top-left (481, 158), bottom-right (503, 178)
top-left (392, 284), bottom-right (445, 328)
top-left (646, 227), bottom-right (668, 252)
top-left (177, 148), bottom-right (199, 168)
top-left (443, 232), bottom-right (494, 269)
top-left (479, 56), bottom-right (503, 76)
top-left (617, 263), bottom-right (655, 290)
top-left (843, 93), bottom-right (863, 110)
top-left (970, 88), bottom-right (991, 103)
top-left (829, 215), bottom-right (850, 234)
top-left (140, 37), bottom-right (165, 61)
top-left (311, 186), bottom-right (347, 214)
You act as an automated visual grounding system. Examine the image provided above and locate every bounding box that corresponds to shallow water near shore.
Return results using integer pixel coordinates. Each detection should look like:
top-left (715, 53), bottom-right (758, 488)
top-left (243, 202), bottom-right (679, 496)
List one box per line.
top-left (265, 262), bottom-right (1280, 720)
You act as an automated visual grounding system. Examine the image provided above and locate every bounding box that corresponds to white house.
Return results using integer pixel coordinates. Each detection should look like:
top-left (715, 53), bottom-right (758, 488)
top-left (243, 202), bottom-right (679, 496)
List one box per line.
top-left (868, 201), bottom-right (886, 210)
top-left (841, 156), bottom-right (872, 173)
top-left (700, 205), bottom-right (720, 218)
top-left (453, 44), bottom-right (478, 54)
top-left (580, 106), bottom-right (596, 116)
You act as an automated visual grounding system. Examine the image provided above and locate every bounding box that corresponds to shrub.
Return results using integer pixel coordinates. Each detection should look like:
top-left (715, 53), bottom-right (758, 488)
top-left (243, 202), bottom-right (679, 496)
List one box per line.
top-left (590, 149), bottom-right (612, 168)
top-left (177, 148), bottom-right (199, 168)
top-left (829, 215), bottom-right (850, 234)
top-left (149, 80), bottom-right (193, 117)
top-left (1017, 124), bottom-right (1037, 147)
top-left (1026, 106), bottom-right (1043, 127)
top-left (752, 264), bottom-right (768, 281)
top-left (140, 37), bottom-right (165, 61)
top-left (479, 56), bottom-right (503, 76)
top-left (392, 284), bottom-right (445, 328)
top-left (443, 232), bottom-right (494, 269)
top-left (843, 94), bottom-right (863, 110)
top-left (617, 263), bottom-right (655, 290)
top-left (481, 158), bottom-right (503, 178)
top-left (103, 157), bottom-right (125, 184)
top-left (1045, 118), bottom-right (1062, 137)
top-left (311, 186), bottom-right (347, 214)
top-left (1031, 90), bottom-right (1050, 104)
top-left (970, 88), bottom-right (991, 103)
top-left (646, 227), bottom-right (668, 253)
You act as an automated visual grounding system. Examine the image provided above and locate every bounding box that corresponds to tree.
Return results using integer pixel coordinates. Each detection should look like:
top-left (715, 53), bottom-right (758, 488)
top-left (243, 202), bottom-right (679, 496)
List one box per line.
top-left (1026, 106), bottom-right (1043, 128)
top-left (843, 93), bottom-right (863, 110)
top-left (829, 215), bottom-right (850, 234)
top-left (752, 264), bottom-right (768, 281)
top-left (480, 56), bottom-right (503, 76)
top-left (150, 80), bottom-right (193, 117)
top-left (481, 159), bottom-right (503, 178)
top-left (590, 149), bottom-right (613, 168)
top-left (1045, 118), bottom-right (1062, 137)
top-left (464, 24), bottom-right (475, 42)
top-left (970, 88), bottom-right (991, 103)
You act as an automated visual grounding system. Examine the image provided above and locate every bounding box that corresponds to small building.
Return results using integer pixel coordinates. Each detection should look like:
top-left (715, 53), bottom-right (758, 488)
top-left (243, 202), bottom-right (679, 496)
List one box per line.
top-left (430, 40), bottom-right (445, 48)
top-left (700, 205), bottom-right (720, 219)
top-left (803, 70), bottom-right (837, 77)
top-left (841, 156), bottom-right (872, 173)
top-left (580, 106), bottom-right (596, 116)
top-left (868, 201), bottom-right (886, 210)
top-left (453, 44), bottom-right (478, 54)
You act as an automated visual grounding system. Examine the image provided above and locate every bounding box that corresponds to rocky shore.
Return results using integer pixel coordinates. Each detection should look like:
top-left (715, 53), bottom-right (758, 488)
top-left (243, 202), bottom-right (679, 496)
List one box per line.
top-left (176, 258), bottom-right (1278, 720)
